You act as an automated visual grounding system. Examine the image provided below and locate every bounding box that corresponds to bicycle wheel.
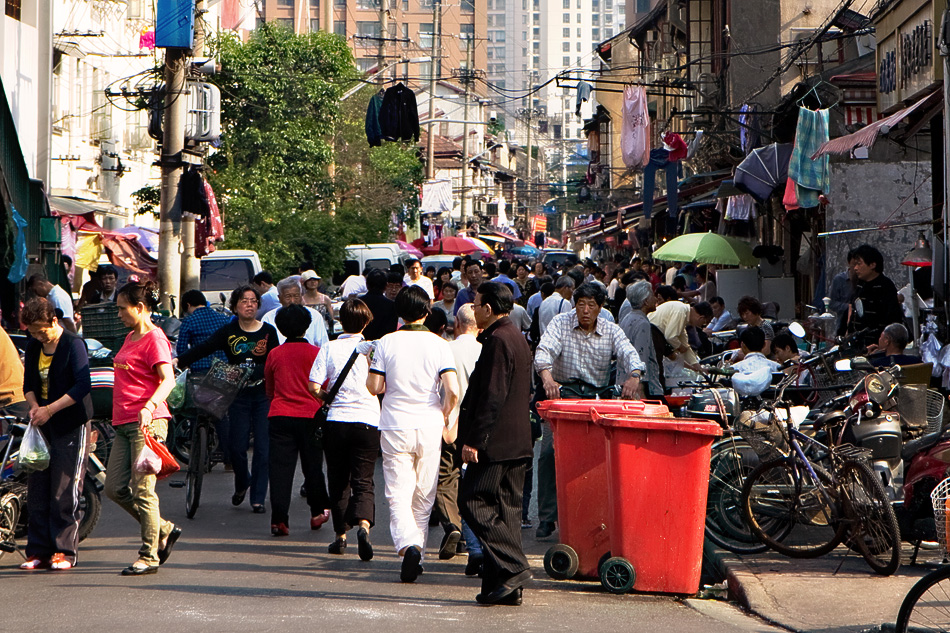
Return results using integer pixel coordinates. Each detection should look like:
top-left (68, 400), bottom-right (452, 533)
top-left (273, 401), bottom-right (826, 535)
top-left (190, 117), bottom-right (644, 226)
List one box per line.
top-left (168, 414), bottom-right (192, 466)
top-left (77, 474), bottom-right (101, 543)
top-left (706, 438), bottom-right (777, 554)
top-left (742, 457), bottom-right (847, 558)
top-left (0, 492), bottom-right (19, 561)
top-left (185, 424), bottom-right (207, 519)
top-left (838, 459), bottom-right (901, 576)
top-left (895, 565), bottom-right (950, 633)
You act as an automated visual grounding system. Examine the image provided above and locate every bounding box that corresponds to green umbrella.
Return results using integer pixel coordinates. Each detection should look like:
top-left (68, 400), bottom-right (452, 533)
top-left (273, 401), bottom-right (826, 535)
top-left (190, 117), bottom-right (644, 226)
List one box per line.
top-left (652, 232), bottom-right (758, 267)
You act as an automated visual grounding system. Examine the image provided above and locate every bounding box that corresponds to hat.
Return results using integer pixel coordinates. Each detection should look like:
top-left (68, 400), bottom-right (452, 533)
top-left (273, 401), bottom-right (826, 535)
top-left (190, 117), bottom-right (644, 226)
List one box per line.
top-left (300, 270), bottom-right (321, 281)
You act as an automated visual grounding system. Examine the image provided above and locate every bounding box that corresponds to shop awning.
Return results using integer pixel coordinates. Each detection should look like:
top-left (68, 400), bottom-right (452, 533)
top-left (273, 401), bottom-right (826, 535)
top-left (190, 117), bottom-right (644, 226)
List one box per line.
top-left (49, 195), bottom-right (125, 218)
top-left (811, 89), bottom-right (940, 159)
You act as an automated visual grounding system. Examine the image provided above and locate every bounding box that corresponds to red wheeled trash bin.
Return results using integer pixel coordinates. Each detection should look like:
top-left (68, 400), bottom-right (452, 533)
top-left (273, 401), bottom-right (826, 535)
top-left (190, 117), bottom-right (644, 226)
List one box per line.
top-left (591, 409), bottom-right (722, 594)
top-left (534, 400), bottom-right (672, 580)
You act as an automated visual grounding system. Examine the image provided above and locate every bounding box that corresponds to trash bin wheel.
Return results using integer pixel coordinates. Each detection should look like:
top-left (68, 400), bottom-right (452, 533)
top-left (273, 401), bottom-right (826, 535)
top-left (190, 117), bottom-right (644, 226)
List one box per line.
top-left (543, 544), bottom-right (580, 580)
top-left (600, 557), bottom-right (636, 594)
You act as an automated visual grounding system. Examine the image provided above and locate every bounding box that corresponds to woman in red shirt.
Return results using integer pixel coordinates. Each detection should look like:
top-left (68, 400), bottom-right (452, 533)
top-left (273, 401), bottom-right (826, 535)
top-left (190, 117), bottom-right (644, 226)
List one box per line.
top-left (105, 279), bottom-right (181, 576)
top-left (264, 304), bottom-right (328, 536)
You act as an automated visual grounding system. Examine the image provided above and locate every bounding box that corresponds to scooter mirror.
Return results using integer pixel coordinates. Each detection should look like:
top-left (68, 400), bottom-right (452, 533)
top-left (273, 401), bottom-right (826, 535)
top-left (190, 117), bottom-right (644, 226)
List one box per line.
top-left (834, 358), bottom-right (852, 371)
top-left (788, 322), bottom-right (806, 339)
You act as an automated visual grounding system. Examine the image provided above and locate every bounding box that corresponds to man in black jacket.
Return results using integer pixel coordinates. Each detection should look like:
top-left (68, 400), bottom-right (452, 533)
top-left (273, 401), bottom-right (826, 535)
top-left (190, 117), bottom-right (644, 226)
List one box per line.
top-left (845, 244), bottom-right (904, 346)
top-left (359, 269), bottom-right (398, 341)
top-left (457, 282), bottom-right (533, 606)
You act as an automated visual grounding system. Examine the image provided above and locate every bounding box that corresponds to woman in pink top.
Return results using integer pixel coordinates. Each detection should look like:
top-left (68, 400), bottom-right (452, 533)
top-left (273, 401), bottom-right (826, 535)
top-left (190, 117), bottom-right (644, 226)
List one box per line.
top-left (105, 279), bottom-right (181, 576)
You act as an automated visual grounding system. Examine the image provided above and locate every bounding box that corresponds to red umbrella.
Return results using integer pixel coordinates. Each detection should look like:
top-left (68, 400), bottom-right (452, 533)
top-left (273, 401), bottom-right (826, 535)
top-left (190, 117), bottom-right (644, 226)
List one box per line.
top-left (420, 236), bottom-right (481, 256)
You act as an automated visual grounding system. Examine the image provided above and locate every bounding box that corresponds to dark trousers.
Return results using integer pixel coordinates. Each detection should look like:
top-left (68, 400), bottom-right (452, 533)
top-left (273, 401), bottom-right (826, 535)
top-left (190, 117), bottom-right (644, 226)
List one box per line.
top-left (26, 424), bottom-right (88, 564)
top-left (642, 148), bottom-right (679, 231)
top-left (521, 444), bottom-right (534, 522)
top-left (228, 388), bottom-right (270, 505)
top-left (460, 459), bottom-right (531, 593)
top-left (268, 416), bottom-right (329, 525)
top-left (323, 421), bottom-right (380, 534)
top-left (433, 440), bottom-right (462, 530)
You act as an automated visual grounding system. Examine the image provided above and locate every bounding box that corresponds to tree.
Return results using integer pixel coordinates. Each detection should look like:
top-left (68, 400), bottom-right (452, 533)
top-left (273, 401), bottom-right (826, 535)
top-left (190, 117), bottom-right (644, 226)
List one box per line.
top-left (207, 24), bottom-right (424, 276)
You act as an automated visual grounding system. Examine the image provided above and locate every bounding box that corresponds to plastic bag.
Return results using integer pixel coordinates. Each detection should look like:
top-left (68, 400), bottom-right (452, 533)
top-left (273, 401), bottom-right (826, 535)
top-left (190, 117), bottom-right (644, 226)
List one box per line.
top-left (144, 433), bottom-right (180, 480)
top-left (18, 424), bottom-right (51, 472)
top-left (134, 442), bottom-right (163, 475)
top-left (733, 366), bottom-right (773, 397)
top-left (167, 369), bottom-right (188, 411)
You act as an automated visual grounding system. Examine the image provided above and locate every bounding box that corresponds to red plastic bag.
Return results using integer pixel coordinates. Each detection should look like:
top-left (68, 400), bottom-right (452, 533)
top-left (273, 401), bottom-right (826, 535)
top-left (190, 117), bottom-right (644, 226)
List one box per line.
top-left (144, 432), bottom-right (180, 480)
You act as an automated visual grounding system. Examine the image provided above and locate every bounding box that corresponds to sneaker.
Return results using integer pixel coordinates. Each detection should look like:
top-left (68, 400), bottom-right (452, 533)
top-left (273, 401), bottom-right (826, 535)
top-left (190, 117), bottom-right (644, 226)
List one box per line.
top-left (19, 557), bottom-right (49, 570)
top-left (521, 520), bottom-right (533, 529)
top-left (49, 553), bottom-right (73, 571)
top-left (310, 509), bottom-right (330, 530)
top-left (271, 522), bottom-right (290, 537)
top-left (439, 525), bottom-right (461, 560)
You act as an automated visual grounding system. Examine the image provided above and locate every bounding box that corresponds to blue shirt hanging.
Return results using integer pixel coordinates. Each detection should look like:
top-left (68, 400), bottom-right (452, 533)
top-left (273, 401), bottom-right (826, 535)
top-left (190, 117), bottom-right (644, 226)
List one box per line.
top-left (8, 206), bottom-right (28, 283)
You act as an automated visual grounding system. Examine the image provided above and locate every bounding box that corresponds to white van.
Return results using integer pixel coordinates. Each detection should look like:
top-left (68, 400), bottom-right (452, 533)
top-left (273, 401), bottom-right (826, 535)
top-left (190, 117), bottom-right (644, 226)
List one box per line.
top-left (200, 249), bottom-right (263, 306)
top-left (333, 243), bottom-right (412, 285)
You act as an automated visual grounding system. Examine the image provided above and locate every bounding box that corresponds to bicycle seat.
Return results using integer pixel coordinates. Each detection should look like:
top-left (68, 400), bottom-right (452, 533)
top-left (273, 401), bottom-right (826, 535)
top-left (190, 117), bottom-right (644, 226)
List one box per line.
top-left (902, 430), bottom-right (947, 464)
top-left (813, 410), bottom-right (846, 431)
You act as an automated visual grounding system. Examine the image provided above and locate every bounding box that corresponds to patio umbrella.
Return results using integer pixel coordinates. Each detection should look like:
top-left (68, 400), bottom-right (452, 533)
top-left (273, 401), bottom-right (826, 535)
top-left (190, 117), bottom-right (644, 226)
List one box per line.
top-left (464, 236), bottom-right (494, 254)
top-left (652, 232), bottom-right (757, 267)
top-left (508, 244), bottom-right (541, 258)
top-left (420, 236), bottom-right (481, 256)
top-left (396, 239), bottom-right (424, 258)
top-left (734, 143), bottom-right (794, 202)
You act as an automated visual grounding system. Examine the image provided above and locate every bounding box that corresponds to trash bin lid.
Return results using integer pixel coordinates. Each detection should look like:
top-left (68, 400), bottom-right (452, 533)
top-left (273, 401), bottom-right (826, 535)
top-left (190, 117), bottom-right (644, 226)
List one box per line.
top-left (590, 409), bottom-right (723, 437)
top-left (537, 399), bottom-right (670, 422)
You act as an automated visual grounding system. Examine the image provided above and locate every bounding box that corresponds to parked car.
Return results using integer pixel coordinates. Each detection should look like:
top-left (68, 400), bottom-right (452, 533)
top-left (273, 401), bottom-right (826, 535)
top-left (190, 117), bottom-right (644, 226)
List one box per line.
top-left (332, 243), bottom-right (413, 286)
top-left (200, 249), bottom-right (263, 307)
top-left (541, 249), bottom-right (579, 270)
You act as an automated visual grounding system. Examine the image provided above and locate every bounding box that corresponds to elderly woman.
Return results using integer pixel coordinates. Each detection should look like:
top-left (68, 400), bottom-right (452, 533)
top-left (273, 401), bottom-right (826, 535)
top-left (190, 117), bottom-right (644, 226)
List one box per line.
top-left (618, 281), bottom-right (664, 398)
top-left (19, 298), bottom-right (92, 571)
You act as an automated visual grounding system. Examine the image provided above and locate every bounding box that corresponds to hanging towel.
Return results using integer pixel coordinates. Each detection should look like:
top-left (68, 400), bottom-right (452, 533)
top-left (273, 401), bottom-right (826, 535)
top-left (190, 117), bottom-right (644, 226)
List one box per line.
top-left (7, 207), bottom-right (28, 283)
top-left (575, 80), bottom-right (592, 117)
top-left (621, 85), bottom-right (650, 168)
top-left (75, 233), bottom-right (104, 271)
top-left (365, 92), bottom-right (383, 147)
top-left (782, 178), bottom-right (800, 211)
top-left (788, 107), bottom-right (830, 208)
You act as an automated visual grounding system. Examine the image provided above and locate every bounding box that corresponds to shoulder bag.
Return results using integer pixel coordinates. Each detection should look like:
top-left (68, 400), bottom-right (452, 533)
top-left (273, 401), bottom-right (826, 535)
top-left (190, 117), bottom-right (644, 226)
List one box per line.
top-left (313, 348), bottom-right (362, 434)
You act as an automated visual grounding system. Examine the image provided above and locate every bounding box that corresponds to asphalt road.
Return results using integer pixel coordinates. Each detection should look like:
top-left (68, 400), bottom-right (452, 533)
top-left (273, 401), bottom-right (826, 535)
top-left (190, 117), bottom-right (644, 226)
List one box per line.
top-left (0, 454), bottom-right (782, 633)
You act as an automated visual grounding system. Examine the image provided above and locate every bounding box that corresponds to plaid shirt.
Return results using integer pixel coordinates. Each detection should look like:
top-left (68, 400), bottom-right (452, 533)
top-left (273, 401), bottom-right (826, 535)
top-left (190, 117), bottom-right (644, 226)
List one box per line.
top-left (176, 306), bottom-right (229, 373)
top-left (535, 309), bottom-right (644, 387)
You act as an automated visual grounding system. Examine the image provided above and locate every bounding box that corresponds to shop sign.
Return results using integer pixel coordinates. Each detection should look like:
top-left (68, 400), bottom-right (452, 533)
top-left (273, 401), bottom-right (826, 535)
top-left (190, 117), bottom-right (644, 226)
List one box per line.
top-left (877, 6), bottom-right (938, 112)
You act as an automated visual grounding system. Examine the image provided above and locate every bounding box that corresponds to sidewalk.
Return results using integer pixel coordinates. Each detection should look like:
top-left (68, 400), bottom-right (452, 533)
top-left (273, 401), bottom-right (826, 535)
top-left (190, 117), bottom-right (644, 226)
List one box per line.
top-left (707, 542), bottom-right (944, 632)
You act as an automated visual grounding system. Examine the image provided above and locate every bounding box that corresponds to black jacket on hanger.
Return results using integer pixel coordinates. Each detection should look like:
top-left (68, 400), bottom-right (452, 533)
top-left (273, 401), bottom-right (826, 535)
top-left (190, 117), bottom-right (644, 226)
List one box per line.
top-left (378, 83), bottom-right (420, 143)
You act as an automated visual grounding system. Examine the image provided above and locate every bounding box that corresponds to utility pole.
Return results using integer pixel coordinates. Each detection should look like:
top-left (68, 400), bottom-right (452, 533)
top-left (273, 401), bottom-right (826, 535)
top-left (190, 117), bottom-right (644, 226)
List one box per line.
top-left (180, 0), bottom-right (205, 298)
top-left (425, 0), bottom-right (441, 180)
top-left (378, 1), bottom-right (388, 88)
top-left (157, 46), bottom-right (187, 313)
top-left (524, 74), bottom-right (534, 232)
top-left (460, 35), bottom-right (474, 227)
top-left (322, 0), bottom-right (333, 33)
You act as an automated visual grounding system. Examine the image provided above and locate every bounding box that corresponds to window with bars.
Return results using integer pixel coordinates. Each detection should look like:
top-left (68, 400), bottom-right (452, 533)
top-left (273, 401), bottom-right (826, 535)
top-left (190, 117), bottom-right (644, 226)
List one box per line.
top-left (563, 27), bottom-right (570, 37)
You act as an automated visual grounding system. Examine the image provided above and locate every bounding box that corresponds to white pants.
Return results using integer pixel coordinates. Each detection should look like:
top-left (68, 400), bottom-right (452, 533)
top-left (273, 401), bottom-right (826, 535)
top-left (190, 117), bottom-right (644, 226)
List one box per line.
top-left (381, 425), bottom-right (443, 557)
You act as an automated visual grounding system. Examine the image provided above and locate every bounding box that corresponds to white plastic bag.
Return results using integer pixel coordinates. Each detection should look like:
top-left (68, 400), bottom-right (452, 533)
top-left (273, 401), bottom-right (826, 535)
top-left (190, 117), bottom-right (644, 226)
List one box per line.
top-left (134, 443), bottom-right (162, 475)
top-left (18, 424), bottom-right (51, 472)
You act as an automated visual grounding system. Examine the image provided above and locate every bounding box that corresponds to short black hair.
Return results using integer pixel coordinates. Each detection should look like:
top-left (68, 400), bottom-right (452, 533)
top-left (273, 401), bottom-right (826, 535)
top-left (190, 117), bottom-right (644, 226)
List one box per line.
top-left (452, 257), bottom-right (463, 270)
top-left (386, 271), bottom-right (403, 285)
top-left (498, 260), bottom-right (512, 275)
top-left (737, 295), bottom-right (763, 316)
top-left (852, 244), bottom-right (885, 274)
top-left (672, 275), bottom-right (687, 291)
top-left (620, 270), bottom-right (639, 285)
top-left (406, 258), bottom-right (421, 268)
top-left (464, 259), bottom-right (482, 271)
top-left (693, 301), bottom-right (714, 319)
top-left (540, 281), bottom-right (555, 297)
top-left (275, 304), bottom-right (311, 339)
top-left (476, 281), bottom-right (514, 315)
top-left (566, 266), bottom-right (585, 288)
top-left (367, 268), bottom-right (388, 291)
top-left (656, 285), bottom-right (679, 301)
top-left (424, 306), bottom-right (447, 334)
top-left (97, 264), bottom-right (117, 278)
top-left (253, 271), bottom-right (273, 285)
top-left (573, 282), bottom-right (606, 306)
top-left (772, 332), bottom-right (798, 352)
top-left (740, 326), bottom-right (766, 353)
top-left (395, 285), bottom-right (431, 322)
top-left (484, 262), bottom-right (497, 278)
top-left (182, 289), bottom-right (207, 309)
top-left (710, 296), bottom-right (725, 308)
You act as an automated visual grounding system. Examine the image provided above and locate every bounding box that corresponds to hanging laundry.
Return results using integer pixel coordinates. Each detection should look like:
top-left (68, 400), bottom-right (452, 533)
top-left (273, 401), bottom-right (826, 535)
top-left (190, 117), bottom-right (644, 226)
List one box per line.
top-left (787, 107), bottom-right (830, 209)
top-left (641, 149), bottom-right (678, 221)
top-left (180, 165), bottom-right (211, 217)
top-left (420, 179), bottom-right (453, 216)
top-left (724, 194), bottom-right (756, 221)
top-left (102, 236), bottom-right (158, 278)
top-left (739, 104), bottom-right (761, 154)
top-left (661, 131), bottom-right (688, 162)
top-left (365, 91), bottom-right (384, 147)
top-left (75, 233), bottom-right (104, 271)
top-left (588, 128), bottom-right (601, 163)
top-left (196, 180), bottom-right (225, 258)
top-left (575, 81), bottom-right (592, 117)
top-left (379, 83), bottom-right (420, 143)
top-left (686, 130), bottom-right (704, 159)
top-left (782, 178), bottom-right (800, 211)
top-left (7, 207), bottom-right (28, 283)
top-left (621, 85), bottom-right (650, 168)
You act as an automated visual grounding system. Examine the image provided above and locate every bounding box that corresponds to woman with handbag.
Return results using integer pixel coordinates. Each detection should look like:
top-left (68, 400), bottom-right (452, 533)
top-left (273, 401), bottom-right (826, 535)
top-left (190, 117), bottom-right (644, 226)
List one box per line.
top-left (177, 285), bottom-right (279, 514)
top-left (18, 298), bottom-right (92, 571)
top-left (264, 304), bottom-right (330, 536)
top-left (105, 279), bottom-right (180, 576)
top-left (309, 299), bottom-right (380, 560)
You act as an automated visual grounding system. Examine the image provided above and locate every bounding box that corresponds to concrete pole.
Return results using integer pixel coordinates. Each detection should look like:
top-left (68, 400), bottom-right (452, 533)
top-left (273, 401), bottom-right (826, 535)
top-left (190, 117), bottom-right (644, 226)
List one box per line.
top-left (460, 36), bottom-right (473, 227)
top-left (158, 47), bottom-right (187, 314)
top-left (525, 75), bottom-right (534, 235)
top-left (180, 0), bottom-right (205, 298)
top-left (322, 0), bottom-right (333, 33)
top-left (425, 0), bottom-right (441, 180)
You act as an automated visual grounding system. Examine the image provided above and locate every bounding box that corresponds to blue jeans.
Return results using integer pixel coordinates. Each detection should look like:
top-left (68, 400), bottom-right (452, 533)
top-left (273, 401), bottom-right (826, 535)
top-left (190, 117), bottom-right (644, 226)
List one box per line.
top-left (228, 387), bottom-right (271, 505)
top-left (461, 518), bottom-right (482, 557)
top-left (642, 149), bottom-right (679, 228)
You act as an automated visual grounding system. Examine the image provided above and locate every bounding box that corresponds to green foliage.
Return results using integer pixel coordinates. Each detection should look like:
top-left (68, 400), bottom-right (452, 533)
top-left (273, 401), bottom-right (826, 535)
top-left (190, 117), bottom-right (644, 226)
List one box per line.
top-left (132, 184), bottom-right (160, 218)
top-left (206, 24), bottom-right (424, 277)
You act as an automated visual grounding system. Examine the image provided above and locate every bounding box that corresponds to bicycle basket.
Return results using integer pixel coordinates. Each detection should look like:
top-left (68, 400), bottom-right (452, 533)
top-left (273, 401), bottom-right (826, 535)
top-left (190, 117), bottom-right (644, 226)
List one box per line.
top-left (191, 360), bottom-right (253, 421)
top-left (734, 409), bottom-right (788, 461)
top-left (930, 476), bottom-right (950, 553)
top-left (898, 386), bottom-right (945, 439)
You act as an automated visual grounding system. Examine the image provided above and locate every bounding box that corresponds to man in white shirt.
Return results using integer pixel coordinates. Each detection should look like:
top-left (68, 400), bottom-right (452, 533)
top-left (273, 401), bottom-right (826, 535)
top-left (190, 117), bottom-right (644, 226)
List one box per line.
top-left (253, 271), bottom-right (281, 319)
top-left (366, 285), bottom-right (459, 583)
top-left (705, 296), bottom-right (735, 334)
top-left (340, 272), bottom-right (368, 299)
top-left (260, 276), bottom-right (329, 347)
top-left (538, 276), bottom-right (574, 334)
top-left (404, 258), bottom-right (435, 300)
top-left (28, 274), bottom-right (76, 332)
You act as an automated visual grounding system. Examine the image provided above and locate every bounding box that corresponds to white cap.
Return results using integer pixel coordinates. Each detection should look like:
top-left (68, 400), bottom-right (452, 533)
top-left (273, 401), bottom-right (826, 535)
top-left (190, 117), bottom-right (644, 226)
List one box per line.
top-left (301, 270), bottom-right (321, 281)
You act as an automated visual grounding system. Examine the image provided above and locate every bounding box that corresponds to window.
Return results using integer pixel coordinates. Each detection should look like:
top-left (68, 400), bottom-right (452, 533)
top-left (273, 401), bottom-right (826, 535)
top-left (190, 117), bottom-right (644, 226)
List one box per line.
top-left (576, 13), bottom-right (581, 22)
top-left (357, 0), bottom-right (378, 7)
top-left (605, 13), bottom-right (612, 23)
top-left (495, 0), bottom-right (504, 7)
top-left (522, 46), bottom-right (527, 56)
top-left (562, 0), bottom-right (569, 7)
top-left (562, 56), bottom-right (570, 66)
top-left (402, 0), bottom-right (407, 9)
top-left (461, 0), bottom-right (474, 11)
top-left (562, 12), bottom-right (569, 22)
top-left (5, 0), bottom-right (20, 17)
top-left (490, 13), bottom-right (505, 26)
top-left (419, 22), bottom-right (434, 48)
top-left (311, 0), bottom-right (319, 7)
top-left (358, 21), bottom-right (381, 37)
top-left (276, 17), bottom-right (294, 28)
top-left (533, 41), bottom-right (539, 52)
top-left (576, 0), bottom-right (580, 7)
top-left (577, 27), bottom-right (581, 36)
top-left (491, 29), bottom-right (506, 42)
top-left (563, 27), bottom-right (570, 37)
top-left (605, 0), bottom-right (611, 9)
top-left (592, 27), bottom-right (600, 40)
top-left (522, 14), bottom-right (527, 24)
top-left (553, 124), bottom-right (562, 139)
top-left (576, 41), bottom-right (581, 51)
top-left (591, 0), bottom-right (598, 9)
top-left (310, 18), bottom-right (320, 30)
top-left (522, 30), bottom-right (527, 40)
top-left (562, 41), bottom-right (570, 51)
top-left (278, 0), bottom-right (293, 7)
top-left (533, 27), bottom-right (539, 39)
top-left (604, 27), bottom-right (612, 37)
top-left (357, 58), bottom-right (376, 71)
top-left (533, 55), bottom-right (539, 67)
top-left (460, 23), bottom-right (474, 40)
top-left (592, 13), bottom-right (598, 24)
top-left (335, 0), bottom-right (345, 6)
top-left (419, 61), bottom-right (433, 80)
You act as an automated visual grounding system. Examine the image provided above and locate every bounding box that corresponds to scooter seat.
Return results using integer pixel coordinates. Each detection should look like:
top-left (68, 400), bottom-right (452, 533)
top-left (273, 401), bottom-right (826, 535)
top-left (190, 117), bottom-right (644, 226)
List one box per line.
top-left (902, 430), bottom-right (946, 463)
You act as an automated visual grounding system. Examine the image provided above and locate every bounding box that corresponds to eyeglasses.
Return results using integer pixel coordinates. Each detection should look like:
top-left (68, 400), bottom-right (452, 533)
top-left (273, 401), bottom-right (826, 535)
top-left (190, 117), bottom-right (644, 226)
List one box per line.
top-left (238, 298), bottom-right (258, 305)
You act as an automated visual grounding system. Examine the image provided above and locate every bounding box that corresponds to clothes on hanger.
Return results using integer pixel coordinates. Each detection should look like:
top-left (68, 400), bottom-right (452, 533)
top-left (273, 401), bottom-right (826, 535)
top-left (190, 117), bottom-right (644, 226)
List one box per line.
top-left (379, 83), bottom-right (420, 143)
top-left (365, 91), bottom-right (384, 147)
top-left (686, 129), bottom-right (704, 159)
top-left (576, 80), bottom-right (592, 118)
top-left (621, 85), bottom-right (650, 168)
top-left (787, 107), bottom-right (830, 208)
top-left (179, 165), bottom-right (210, 217)
top-left (739, 104), bottom-right (761, 154)
top-left (724, 194), bottom-right (756, 221)
top-left (195, 180), bottom-right (225, 258)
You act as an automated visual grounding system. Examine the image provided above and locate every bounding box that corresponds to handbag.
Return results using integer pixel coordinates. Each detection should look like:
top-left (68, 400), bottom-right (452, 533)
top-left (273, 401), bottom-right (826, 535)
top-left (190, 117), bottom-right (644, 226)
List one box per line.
top-left (313, 349), bottom-right (362, 431)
